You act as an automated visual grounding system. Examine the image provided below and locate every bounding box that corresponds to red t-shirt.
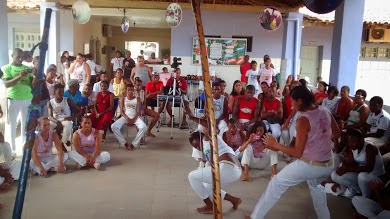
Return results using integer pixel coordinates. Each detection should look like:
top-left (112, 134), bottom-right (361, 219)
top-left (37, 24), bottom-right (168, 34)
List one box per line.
top-left (240, 63), bottom-right (251, 76)
top-left (314, 92), bottom-right (328, 103)
top-left (166, 77), bottom-right (188, 91)
top-left (145, 81), bottom-right (164, 99)
top-left (283, 95), bottom-right (293, 119)
top-left (238, 97), bottom-right (257, 120)
top-left (263, 98), bottom-right (280, 111)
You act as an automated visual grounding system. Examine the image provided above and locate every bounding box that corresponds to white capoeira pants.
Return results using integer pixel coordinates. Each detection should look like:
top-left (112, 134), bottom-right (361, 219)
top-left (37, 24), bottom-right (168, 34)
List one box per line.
top-left (281, 119), bottom-right (298, 146)
top-left (195, 120), bottom-right (228, 137)
top-left (188, 161), bottom-right (242, 200)
top-left (331, 171), bottom-right (382, 198)
top-left (250, 160), bottom-right (333, 219)
top-left (111, 117), bottom-right (146, 147)
top-left (68, 151), bottom-right (110, 166)
top-left (30, 154), bottom-right (68, 174)
top-left (6, 99), bottom-right (30, 154)
top-left (0, 142), bottom-right (21, 181)
top-left (241, 145), bottom-right (278, 169)
top-left (263, 120), bottom-right (281, 138)
top-left (50, 120), bottom-right (73, 144)
top-left (352, 196), bottom-right (390, 218)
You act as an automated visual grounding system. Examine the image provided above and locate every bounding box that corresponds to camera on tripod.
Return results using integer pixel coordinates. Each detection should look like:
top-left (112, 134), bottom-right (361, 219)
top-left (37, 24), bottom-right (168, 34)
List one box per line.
top-left (171, 57), bottom-right (182, 69)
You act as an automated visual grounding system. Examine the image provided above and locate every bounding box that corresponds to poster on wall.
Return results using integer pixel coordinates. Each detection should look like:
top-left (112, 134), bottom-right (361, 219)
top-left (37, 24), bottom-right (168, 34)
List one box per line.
top-left (192, 37), bottom-right (247, 65)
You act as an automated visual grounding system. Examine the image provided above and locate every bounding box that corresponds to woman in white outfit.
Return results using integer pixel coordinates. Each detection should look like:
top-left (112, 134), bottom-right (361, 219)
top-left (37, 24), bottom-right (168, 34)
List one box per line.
top-left (68, 116), bottom-right (110, 170)
top-left (67, 53), bottom-right (91, 92)
top-left (31, 118), bottom-right (68, 177)
top-left (111, 84), bottom-right (147, 150)
top-left (238, 121), bottom-right (278, 181)
top-left (331, 128), bottom-right (385, 198)
top-left (0, 132), bottom-right (21, 182)
top-left (245, 60), bottom-right (261, 97)
top-left (188, 130), bottom-right (242, 214)
top-left (246, 86), bottom-right (341, 219)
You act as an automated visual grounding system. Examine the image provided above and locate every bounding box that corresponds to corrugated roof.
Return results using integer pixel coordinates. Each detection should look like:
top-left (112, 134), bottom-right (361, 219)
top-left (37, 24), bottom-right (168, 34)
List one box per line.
top-left (300, 0), bottom-right (390, 25)
top-left (7, 0), bottom-right (41, 10)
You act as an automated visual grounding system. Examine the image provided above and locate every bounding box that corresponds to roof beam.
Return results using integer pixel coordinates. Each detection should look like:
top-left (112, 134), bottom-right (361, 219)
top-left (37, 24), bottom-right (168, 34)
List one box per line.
top-left (56, 0), bottom-right (295, 13)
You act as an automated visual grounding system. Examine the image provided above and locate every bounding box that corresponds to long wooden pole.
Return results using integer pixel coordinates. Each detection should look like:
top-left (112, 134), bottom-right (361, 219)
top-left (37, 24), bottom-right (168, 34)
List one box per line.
top-left (13, 8), bottom-right (52, 219)
top-left (190, 1), bottom-right (223, 218)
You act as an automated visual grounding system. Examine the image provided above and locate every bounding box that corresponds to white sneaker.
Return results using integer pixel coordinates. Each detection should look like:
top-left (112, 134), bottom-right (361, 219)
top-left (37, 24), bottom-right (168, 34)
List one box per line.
top-left (93, 162), bottom-right (101, 170)
top-left (342, 188), bottom-right (356, 199)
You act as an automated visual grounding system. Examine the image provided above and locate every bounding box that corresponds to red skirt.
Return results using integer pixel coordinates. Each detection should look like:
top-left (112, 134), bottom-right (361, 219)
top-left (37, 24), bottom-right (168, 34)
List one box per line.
top-left (90, 112), bottom-right (113, 130)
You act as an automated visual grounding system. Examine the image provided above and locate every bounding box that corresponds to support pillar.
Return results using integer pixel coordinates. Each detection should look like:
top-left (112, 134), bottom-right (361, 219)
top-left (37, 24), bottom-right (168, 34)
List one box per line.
top-left (280, 12), bottom-right (303, 86)
top-left (329, 0), bottom-right (364, 92)
top-left (40, 2), bottom-right (60, 69)
top-left (0, 0), bottom-right (9, 66)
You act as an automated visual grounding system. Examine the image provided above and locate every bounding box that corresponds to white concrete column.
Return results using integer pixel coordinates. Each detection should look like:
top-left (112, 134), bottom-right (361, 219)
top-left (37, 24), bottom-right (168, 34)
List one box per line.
top-left (40, 2), bottom-right (60, 69)
top-left (329, 0), bottom-right (365, 92)
top-left (0, 0), bottom-right (9, 66)
top-left (280, 12), bottom-right (303, 86)
top-left (59, 10), bottom-right (74, 56)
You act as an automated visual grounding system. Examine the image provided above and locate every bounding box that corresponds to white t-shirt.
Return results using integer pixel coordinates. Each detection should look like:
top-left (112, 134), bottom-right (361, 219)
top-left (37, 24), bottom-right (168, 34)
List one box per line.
top-left (366, 110), bottom-right (390, 141)
top-left (322, 97), bottom-right (340, 114)
top-left (197, 68), bottom-right (215, 90)
top-left (86, 60), bottom-right (96, 76)
top-left (246, 69), bottom-right (260, 91)
top-left (93, 81), bottom-right (114, 93)
top-left (147, 57), bottom-right (162, 63)
top-left (111, 57), bottom-right (124, 71)
top-left (259, 67), bottom-right (276, 85)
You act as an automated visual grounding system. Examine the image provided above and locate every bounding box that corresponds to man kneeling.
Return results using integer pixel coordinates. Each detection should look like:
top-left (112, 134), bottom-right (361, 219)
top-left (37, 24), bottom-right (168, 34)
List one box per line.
top-left (68, 116), bottom-right (110, 170)
top-left (31, 118), bottom-right (68, 177)
top-left (188, 130), bottom-right (242, 214)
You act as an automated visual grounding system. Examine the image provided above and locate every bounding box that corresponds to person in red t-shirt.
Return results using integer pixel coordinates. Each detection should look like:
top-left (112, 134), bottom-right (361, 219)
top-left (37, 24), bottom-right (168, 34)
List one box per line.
top-left (232, 85), bottom-right (261, 130)
top-left (314, 81), bottom-right (328, 105)
top-left (162, 68), bottom-right (188, 128)
top-left (240, 55), bottom-right (251, 87)
top-left (261, 86), bottom-right (283, 139)
top-left (144, 72), bottom-right (164, 137)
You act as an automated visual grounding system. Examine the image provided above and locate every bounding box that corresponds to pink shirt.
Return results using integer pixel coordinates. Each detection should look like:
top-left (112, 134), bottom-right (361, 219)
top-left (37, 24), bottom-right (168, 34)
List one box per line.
top-left (37, 131), bottom-right (53, 158)
top-left (300, 106), bottom-right (333, 162)
top-left (159, 72), bottom-right (171, 86)
top-left (226, 130), bottom-right (243, 151)
top-left (77, 128), bottom-right (96, 154)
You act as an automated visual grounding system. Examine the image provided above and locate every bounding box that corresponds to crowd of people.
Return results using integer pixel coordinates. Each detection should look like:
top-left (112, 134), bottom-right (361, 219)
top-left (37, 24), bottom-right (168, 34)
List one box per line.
top-left (0, 48), bottom-right (389, 218)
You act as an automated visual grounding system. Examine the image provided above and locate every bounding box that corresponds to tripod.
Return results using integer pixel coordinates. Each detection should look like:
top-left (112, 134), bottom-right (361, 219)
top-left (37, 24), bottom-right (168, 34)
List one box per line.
top-left (157, 72), bottom-right (186, 139)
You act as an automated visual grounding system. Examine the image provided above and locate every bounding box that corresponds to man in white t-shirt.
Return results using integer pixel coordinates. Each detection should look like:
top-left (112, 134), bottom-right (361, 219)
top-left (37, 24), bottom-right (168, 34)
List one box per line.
top-left (93, 72), bottom-right (114, 93)
top-left (110, 51), bottom-right (124, 72)
top-left (245, 61), bottom-right (260, 95)
top-left (365, 96), bottom-right (390, 147)
top-left (145, 52), bottom-right (163, 64)
top-left (85, 54), bottom-right (97, 85)
top-left (259, 57), bottom-right (276, 85)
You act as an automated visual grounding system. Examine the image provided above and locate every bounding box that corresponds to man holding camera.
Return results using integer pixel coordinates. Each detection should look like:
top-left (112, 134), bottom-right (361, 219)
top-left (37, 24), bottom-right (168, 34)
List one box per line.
top-left (1, 48), bottom-right (34, 154)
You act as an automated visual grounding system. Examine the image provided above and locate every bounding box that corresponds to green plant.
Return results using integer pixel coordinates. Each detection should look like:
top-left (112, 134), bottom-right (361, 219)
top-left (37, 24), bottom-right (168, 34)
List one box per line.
top-left (161, 48), bottom-right (170, 59)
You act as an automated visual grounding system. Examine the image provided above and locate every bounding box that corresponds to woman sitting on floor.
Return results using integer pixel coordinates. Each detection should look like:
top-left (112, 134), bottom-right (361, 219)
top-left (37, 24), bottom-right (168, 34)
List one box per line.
top-left (222, 118), bottom-right (246, 153)
top-left (345, 89), bottom-right (370, 131)
top-left (31, 117), bottom-right (68, 177)
top-left (236, 121), bottom-right (278, 181)
top-left (68, 116), bottom-right (110, 170)
top-left (89, 81), bottom-right (114, 141)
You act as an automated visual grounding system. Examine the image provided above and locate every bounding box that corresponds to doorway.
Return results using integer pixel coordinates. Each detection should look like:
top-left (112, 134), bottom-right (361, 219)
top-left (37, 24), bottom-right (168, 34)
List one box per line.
top-left (300, 45), bottom-right (321, 85)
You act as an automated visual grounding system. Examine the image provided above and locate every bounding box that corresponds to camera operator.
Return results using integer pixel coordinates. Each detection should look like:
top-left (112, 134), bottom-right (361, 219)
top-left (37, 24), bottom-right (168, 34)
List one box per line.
top-left (161, 68), bottom-right (189, 128)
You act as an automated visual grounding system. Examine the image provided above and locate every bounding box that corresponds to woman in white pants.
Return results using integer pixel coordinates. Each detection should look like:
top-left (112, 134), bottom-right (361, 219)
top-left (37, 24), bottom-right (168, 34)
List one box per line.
top-left (68, 116), bottom-right (110, 170)
top-left (238, 121), bottom-right (278, 181)
top-left (111, 84), bottom-right (146, 150)
top-left (246, 86), bottom-right (341, 219)
top-left (0, 132), bottom-right (21, 181)
top-left (188, 131), bottom-right (242, 214)
top-left (331, 128), bottom-right (385, 198)
top-left (31, 118), bottom-right (67, 177)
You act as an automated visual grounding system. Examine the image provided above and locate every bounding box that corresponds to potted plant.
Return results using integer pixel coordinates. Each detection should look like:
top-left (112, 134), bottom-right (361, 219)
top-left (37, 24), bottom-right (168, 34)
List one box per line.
top-left (161, 48), bottom-right (171, 64)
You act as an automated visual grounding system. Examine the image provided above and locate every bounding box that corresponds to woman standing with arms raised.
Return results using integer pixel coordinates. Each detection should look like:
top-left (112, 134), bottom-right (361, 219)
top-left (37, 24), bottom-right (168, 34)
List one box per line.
top-left (68, 53), bottom-right (91, 92)
top-left (246, 86), bottom-right (341, 219)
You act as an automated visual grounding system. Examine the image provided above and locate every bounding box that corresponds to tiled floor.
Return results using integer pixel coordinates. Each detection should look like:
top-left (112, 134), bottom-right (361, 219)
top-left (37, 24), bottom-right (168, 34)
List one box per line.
top-left (0, 126), bottom-right (354, 219)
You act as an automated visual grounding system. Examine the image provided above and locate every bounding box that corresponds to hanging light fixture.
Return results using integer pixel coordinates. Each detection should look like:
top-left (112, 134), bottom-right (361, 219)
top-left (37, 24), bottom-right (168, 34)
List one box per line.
top-left (121, 9), bottom-right (130, 33)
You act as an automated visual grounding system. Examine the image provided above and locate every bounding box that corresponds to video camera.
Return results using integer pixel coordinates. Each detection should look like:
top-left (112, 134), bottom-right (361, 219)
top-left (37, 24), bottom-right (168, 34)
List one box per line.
top-left (170, 57), bottom-right (182, 69)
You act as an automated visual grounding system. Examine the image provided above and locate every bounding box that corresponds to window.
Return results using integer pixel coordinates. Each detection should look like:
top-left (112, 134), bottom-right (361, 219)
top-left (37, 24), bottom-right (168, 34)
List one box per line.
top-left (124, 41), bottom-right (160, 60)
top-left (13, 28), bottom-right (41, 57)
top-left (360, 46), bottom-right (390, 60)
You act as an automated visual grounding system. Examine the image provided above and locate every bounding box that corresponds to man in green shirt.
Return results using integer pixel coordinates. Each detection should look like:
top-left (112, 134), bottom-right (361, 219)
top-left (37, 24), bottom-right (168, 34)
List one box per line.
top-left (1, 48), bottom-right (33, 155)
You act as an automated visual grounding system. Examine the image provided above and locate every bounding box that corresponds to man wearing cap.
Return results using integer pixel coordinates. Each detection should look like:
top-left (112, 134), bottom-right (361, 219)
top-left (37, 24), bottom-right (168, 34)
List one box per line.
top-left (144, 72), bottom-right (163, 137)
